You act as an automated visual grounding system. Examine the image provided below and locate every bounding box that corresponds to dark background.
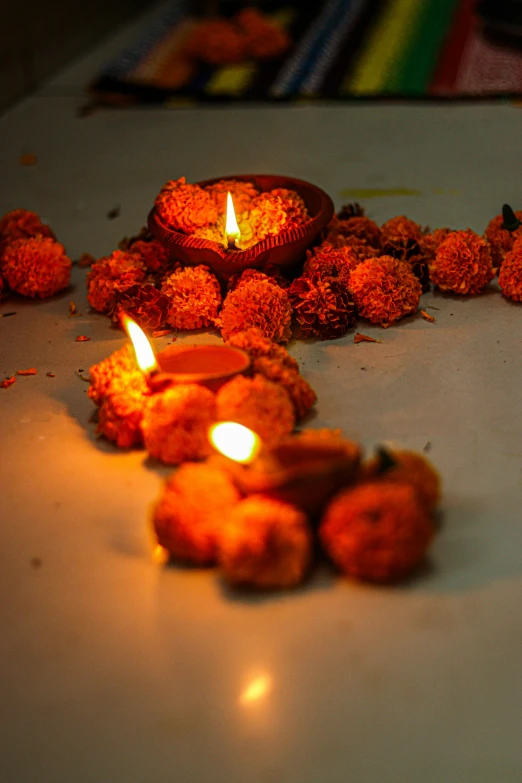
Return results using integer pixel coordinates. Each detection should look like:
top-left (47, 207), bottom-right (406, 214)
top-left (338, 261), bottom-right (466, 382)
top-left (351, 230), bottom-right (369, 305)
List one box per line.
top-left (0, 0), bottom-right (150, 110)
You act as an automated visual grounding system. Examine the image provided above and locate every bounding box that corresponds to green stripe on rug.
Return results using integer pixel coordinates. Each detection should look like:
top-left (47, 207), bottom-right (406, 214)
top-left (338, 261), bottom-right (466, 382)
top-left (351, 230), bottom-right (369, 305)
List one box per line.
top-left (343, 0), bottom-right (423, 95)
top-left (387, 0), bottom-right (459, 94)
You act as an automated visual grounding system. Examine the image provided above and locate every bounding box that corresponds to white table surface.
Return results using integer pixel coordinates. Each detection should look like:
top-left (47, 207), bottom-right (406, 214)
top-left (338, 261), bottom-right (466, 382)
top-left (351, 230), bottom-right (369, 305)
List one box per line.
top-left (2, 7), bottom-right (522, 781)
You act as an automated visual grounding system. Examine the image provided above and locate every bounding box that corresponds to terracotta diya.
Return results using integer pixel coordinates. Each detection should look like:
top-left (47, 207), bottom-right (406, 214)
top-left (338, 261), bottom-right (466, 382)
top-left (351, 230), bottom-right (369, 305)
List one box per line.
top-left (151, 344), bottom-right (250, 392)
top-left (148, 174), bottom-right (334, 281)
top-left (210, 425), bottom-right (361, 515)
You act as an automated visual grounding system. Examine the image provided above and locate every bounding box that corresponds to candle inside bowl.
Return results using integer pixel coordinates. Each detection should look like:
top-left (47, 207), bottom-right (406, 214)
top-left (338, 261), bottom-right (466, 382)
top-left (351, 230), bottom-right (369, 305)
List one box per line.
top-left (210, 426), bottom-right (361, 515)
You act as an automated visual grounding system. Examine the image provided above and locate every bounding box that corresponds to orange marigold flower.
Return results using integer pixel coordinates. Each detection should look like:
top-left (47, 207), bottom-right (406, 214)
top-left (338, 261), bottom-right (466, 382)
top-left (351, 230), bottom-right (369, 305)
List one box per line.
top-left (87, 250), bottom-right (146, 313)
top-left (419, 227), bottom-right (454, 262)
top-left (219, 495), bottom-right (312, 589)
top-left (142, 384), bottom-right (217, 465)
top-left (236, 8), bottom-right (291, 60)
top-left (303, 242), bottom-right (359, 287)
top-left (128, 238), bottom-right (173, 276)
top-left (0, 208), bottom-right (55, 253)
top-left (498, 237), bottom-right (522, 301)
top-left (216, 374), bottom-right (295, 446)
top-left (484, 211), bottom-right (522, 267)
top-left (218, 277), bottom-right (292, 343)
top-left (161, 265), bottom-right (222, 330)
top-left (96, 377), bottom-right (148, 449)
top-left (326, 232), bottom-right (380, 262)
top-left (430, 229), bottom-right (494, 295)
top-left (205, 179), bottom-right (259, 214)
top-left (184, 19), bottom-right (248, 66)
top-left (153, 462), bottom-right (241, 565)
top-left (325, 215), bottom-right (382, 249)
top-left (381, 215), bottom-right (425, 244)
top-left (252, 357), bottom-right (317, 420)
top-left (248, 192), bottom-right (289, 241)
top-left (269, 188), bottom-right (309, 229)
top-left (227, 266), bottom-right (289, 291)
top-left (226, 327), bottom-right (299, 372)
top-left (89, 344), bottom-right (148, 406)
top-left (382, 237), bottom-right (430, 292)
top-left (362, 448), bottom-right (441, 512)
top-left (349, 255), bottom-right (422, 327)
top-left (1, 237), bottom-right (71, 299)
top-left (288, 273), bottom-right (356, 340)
top-left (155, 177), bottom-right (218, 232)
top-left (112, 283), bottom-right (170, 331)
top-left (227, 269), bottom-right (274, 291)
top-left (320, 482), bottom-right (435, 583)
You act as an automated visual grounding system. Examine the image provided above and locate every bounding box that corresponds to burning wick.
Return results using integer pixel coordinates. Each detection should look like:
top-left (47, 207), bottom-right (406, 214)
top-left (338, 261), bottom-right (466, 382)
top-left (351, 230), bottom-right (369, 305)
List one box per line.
top-left (123, 316), bottom-right (158, 380)
top-left (209, 421), bottom-right (261, 464)
top-left (225, 191), bottom-right (240, 250)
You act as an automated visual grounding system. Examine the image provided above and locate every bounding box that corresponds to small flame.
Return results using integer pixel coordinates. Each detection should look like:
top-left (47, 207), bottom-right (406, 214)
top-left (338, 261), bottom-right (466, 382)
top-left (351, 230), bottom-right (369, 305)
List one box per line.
top-left (239, 674), bottom-right (272, 705)
top-left (209, 421), bottom-right (261, 464)
top-left (123, 317), bottom-right (158, 375)
top-left (225, 191), bottom-right (240, 246)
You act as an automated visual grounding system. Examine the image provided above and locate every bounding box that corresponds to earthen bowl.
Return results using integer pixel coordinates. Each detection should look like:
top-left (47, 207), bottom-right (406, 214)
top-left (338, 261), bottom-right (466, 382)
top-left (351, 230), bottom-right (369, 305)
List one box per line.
top-left (229, 437), bottom-right (361, 516)
top-left (151, 344), bottom-right (250, 393)
top-left (148, 174), bottom-right (334, 282)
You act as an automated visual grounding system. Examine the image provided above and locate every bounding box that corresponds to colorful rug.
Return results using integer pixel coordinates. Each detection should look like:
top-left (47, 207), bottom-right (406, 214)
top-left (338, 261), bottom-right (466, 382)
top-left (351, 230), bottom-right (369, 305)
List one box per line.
top-left (90, 0), bottom-right (522, 105)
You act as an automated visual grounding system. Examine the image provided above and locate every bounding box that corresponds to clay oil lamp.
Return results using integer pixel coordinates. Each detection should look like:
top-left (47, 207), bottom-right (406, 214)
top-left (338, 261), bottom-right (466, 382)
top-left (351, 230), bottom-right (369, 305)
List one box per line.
top-left (148, 174), bottom-right (334, 281)
top-left (124, 318), bottom-right (250, 393)
top-left (209, 422), bottom-right (361, 516)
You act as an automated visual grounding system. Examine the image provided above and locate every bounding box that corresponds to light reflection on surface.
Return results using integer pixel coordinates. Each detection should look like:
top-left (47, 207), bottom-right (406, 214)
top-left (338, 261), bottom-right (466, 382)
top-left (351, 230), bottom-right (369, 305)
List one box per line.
top-left (239, 674), bottom-right (272, 706)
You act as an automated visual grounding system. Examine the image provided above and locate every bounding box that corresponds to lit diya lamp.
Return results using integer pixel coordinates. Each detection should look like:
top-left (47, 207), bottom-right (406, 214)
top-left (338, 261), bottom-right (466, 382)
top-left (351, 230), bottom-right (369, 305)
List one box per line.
top-left (123, 318), bottom-right (250, 392)
top-left (209, 422), bottom-right (361, 515)
top-left (148, 174), bottom-right (334, 281)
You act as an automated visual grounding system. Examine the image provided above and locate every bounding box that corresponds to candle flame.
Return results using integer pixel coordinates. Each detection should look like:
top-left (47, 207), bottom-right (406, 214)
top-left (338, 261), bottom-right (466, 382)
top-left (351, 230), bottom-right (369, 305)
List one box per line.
top-left (239, 674), bottom-right (272, 705)
top-left (123, 317), bottom-right (158, 375)
top-left (225, 191), bottom-right (240, 246)
top-left (209, 421), bottom-right (260, 464)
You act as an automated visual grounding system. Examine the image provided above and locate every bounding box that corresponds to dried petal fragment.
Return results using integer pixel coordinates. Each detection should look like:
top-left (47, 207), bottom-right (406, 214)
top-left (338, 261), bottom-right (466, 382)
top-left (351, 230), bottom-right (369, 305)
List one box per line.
top-left (1, 376), bottom-right (16, 388)
top-left (420, 310), bottom-right (435, 323)
top-left (76, 335), bottom-right (91, 342)
top-left (17, 368), bottom-right (37, 375)
top-left (354, 333), bottom-right (380, 344)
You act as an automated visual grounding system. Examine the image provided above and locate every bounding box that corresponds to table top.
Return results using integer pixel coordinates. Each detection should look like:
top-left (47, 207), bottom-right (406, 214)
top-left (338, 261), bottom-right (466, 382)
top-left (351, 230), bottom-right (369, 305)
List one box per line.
top-left (2, 10), bottom-right (522, 781)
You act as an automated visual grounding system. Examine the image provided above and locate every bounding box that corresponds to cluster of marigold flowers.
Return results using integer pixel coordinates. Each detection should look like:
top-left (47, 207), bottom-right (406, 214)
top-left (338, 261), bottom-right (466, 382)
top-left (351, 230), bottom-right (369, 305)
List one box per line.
top-left (0, 209), bottom-right (72, 301)
top-left (184, 7), bottom-right (290, 67)
top-left (80, 192), bottom-right (522, 344)
top-left (89, 326), bottom-right (441, 591)
top-left (154, 176), bottom-right (311, 249)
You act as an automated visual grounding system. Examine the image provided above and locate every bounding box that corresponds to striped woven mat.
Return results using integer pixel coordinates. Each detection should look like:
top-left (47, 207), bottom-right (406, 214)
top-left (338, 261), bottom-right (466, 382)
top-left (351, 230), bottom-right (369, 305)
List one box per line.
top-left (90, 0), bottom-right (522, 105)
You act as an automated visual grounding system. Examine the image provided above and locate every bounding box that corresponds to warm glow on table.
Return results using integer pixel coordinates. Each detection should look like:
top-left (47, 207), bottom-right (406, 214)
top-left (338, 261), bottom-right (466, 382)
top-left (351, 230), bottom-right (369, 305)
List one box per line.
top-left (239, 674), bottom-right (272, 705)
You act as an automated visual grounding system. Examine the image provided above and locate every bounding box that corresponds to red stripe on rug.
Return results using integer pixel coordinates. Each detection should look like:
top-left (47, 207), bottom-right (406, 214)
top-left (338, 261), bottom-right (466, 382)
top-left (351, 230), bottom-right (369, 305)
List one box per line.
top-left (456, 28), bottom-right (522, 94)
top-left (429, 0), bottom-right (474, 95)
